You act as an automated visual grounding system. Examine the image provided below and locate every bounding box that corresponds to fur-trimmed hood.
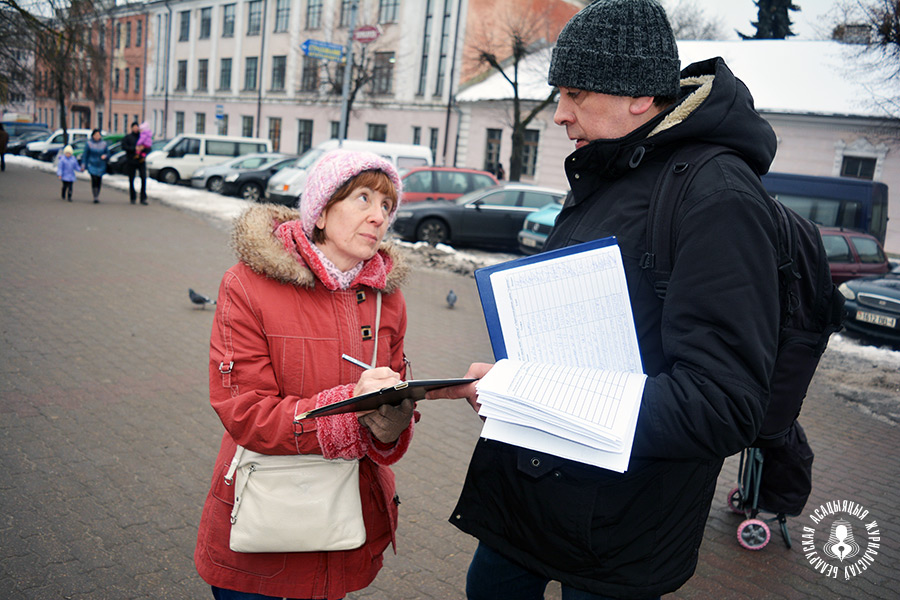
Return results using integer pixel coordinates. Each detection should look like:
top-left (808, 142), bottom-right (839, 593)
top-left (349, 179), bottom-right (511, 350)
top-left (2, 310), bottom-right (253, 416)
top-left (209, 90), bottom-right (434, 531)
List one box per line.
top-left (231, 203), bottom-right (409, 292)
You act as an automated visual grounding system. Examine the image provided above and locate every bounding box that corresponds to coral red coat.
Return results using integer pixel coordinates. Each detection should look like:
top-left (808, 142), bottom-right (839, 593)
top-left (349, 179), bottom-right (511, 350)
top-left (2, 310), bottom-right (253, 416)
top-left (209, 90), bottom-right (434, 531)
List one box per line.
top-left (195, 205), bottom-right (413, 599)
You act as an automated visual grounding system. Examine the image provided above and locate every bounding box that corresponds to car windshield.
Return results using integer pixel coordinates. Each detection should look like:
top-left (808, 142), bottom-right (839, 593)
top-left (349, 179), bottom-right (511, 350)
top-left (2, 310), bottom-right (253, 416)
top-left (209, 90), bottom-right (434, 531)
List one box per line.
top-left (292, 148), bottom-right (324, 170)
top-left (453, 187), bottom-right (497, 206)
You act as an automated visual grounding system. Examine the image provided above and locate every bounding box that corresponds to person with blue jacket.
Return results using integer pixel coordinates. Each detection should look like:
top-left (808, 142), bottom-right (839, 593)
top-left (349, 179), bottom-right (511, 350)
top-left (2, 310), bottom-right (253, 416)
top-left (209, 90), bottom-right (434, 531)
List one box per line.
top-left (57, 144), bottom-right (82, 202)
top-left (81, 129), bottom-right (109, 203)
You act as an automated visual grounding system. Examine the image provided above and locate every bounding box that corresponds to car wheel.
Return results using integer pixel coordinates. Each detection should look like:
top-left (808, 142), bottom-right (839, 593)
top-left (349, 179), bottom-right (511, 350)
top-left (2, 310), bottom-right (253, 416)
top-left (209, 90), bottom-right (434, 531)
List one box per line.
top-left (241, 182), bottom-right (263, 202)
top-left (160, 168), bottom-right (179, 185)
top-left (416, 218), bottom-right (449, 245)
top-left (207, 176), bottom-right (224, 193)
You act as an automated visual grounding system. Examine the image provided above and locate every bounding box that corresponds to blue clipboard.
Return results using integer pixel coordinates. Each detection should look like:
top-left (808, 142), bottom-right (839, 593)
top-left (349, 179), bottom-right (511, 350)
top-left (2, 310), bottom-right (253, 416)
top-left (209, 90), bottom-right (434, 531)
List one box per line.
top-left (474, 237), bottom-right (619, 361)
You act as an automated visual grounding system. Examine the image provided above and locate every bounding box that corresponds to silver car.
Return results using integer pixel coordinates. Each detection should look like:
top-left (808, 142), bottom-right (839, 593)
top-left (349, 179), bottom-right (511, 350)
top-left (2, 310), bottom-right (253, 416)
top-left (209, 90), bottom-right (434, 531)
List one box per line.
top-left (191, 152), bottom-right (291, 193)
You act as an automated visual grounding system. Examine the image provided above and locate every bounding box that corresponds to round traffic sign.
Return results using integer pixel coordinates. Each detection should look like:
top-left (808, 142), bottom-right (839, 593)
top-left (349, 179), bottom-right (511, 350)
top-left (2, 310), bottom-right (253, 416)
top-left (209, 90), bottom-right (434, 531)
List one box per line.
top-left (353, 25), bottom-right (381, 44)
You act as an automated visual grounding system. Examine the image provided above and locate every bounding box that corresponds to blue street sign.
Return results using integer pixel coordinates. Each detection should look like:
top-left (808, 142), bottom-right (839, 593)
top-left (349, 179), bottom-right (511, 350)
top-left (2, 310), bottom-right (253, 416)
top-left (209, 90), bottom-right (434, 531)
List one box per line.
top-left (301, 39), bottom-right (344, 62)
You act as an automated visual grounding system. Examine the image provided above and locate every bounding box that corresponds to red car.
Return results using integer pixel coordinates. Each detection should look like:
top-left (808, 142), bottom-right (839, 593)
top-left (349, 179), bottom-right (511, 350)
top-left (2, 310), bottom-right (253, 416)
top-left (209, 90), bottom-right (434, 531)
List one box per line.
top-left (819, 227), bottom-right (891, 284)
top-left (400, 166), bottom-right (498, 203)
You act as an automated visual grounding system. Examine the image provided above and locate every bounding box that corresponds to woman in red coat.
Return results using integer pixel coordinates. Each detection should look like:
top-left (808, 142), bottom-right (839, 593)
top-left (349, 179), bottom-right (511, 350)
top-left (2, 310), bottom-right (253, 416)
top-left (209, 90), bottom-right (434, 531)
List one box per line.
top-left (195, 150), bottom-right (415, 600)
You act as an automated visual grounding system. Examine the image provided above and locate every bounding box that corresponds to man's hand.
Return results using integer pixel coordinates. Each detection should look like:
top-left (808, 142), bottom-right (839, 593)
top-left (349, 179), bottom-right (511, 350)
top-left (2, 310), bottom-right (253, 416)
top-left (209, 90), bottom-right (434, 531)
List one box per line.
top-left (358, 398), bottom-right (415, 444)
top-left (425, 362), bottom-right (494, 417)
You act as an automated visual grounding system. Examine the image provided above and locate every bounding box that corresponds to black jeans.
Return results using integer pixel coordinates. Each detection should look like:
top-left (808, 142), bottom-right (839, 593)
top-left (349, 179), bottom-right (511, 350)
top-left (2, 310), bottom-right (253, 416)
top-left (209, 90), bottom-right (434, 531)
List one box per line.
top-left (61, 180), bottom-right (73, 200)
top-left (90, 174), bottom-right (103, 199)
top-left (127, 161), bottom-right (147, 201)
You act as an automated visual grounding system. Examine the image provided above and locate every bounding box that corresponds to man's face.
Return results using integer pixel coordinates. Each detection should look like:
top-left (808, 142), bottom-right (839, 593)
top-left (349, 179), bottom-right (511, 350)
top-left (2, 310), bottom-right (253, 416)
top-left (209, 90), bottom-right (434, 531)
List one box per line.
top-left (132, 124), bottom-right (139, 134)
top-left (553, 87), bottom-right (641, 148)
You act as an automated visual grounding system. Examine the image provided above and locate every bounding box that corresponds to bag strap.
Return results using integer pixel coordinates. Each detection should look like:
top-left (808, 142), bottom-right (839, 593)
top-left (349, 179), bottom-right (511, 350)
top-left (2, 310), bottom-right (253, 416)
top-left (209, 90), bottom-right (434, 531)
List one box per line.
top-left (371, 290), bottom-right (382, 367)
top-left (640, 143), bottom-right (734, 299)
top-left (224, 444), bottom-right (246, 486)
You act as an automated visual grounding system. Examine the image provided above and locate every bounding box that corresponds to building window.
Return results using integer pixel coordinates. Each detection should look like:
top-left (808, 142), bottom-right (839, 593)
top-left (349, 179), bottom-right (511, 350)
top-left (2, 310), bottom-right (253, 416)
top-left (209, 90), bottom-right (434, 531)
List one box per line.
top-left (841, 156), bottom-right (876, 180)
top-left (97, 110), bottom-right (104, 130)
top-left (339, 0), bottom-right (353, 27)
top-left (179, 10), bottom-right (190, 41)
top-left (242, 115), bottom-right (254, 137)
top-left (271, 55), bottom-right (286, 90)
top-left (99, 24), bottom-right (105, 51)
top-left (417, 0), bottom-right (433, 96)
top-left (218, 113), bottom-right (229, 135)
top-left (247, 0), bottom-right (262, 36)
top-left (484, 128), bottom-right (501, 173)
top-left (196, 112), bottom-right (206, 134)
top-left (197, 59), bottom-right (209, 90)
top-left (244, 57), bottom-right (258, 90)
top-left (297, 119), bottom-right (313, 154)
top-left (176, 60), bottom-right (188, 90)
top-left (521, 129), bottom-right (540, 177)
top-left (330, 121), bottom-right (340, 139)
top-left (220, 57), bottom-right (233, 89)
top-left (306, 0), bottom-right (322, 29)
top-left (114, 113), bottom-right (118, 132)
top-left (434, 1), bottom-right (452, 95)
top-left (412, 126), bottom-right (421, 145)
top-left (274, 0), bottom-right (290, 32)
top-left (223, 4), bottom-right (235, 37)
top-left (300, 56), bottom-right (319, 92)
top-left (372, 52), bottom-right (394, 94)
top-left (126, 22), bottom-right (131, 47)
top-left (135, 67), bottom-right (141, 93)
top-left (379, 0), bottom-right (400, 24)
top-left (124, 67), bottom-right (130, 93)
top-left (114, 68), bottom-right (120, 92)
top-left (136, 20), bottom-right (142, 46)
top-left (268, 117), bottom-right (282, 151)
top-left (368, 123), bottom-right (387, 142)
top-left (175, 111), bottom-right (185, 135)
top-left (200, 7), bottom-right (212, 39)
top-left (429, 127), bottom-right (439, 159)
top-left (116, 22), bottom-right (121, 47)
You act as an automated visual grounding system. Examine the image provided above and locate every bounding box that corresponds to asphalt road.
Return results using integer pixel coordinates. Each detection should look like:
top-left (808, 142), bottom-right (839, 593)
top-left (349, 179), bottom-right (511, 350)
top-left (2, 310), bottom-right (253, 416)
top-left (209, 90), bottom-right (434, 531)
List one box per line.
top-left (1, 163), bottom-right (897, 600)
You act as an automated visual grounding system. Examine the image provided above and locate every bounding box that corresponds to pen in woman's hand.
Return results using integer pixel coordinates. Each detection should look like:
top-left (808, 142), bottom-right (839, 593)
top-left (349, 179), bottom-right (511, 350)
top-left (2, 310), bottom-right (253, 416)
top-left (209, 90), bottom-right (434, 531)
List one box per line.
top-left (342, 353), bottom-right (373, 370)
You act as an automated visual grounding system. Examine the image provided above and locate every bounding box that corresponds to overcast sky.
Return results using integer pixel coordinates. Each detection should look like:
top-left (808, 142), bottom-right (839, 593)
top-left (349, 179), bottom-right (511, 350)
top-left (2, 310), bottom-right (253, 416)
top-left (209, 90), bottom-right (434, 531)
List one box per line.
top-left (687, 0), bottom-right (841, 40)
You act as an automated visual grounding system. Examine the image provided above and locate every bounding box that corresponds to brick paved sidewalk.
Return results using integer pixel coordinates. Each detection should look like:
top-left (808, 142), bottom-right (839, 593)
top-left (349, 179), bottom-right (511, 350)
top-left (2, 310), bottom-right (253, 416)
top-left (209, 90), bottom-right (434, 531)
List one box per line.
top-left (0, 164), bottom-right (896, 600)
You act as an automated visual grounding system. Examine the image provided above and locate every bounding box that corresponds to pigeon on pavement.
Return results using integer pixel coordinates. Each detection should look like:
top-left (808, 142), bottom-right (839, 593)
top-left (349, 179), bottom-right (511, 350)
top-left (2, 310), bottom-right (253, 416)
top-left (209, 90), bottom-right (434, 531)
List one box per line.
top-left (446, 289), bottom-right (457, 308)
top-left (189, 288), bottom-right (216, 308)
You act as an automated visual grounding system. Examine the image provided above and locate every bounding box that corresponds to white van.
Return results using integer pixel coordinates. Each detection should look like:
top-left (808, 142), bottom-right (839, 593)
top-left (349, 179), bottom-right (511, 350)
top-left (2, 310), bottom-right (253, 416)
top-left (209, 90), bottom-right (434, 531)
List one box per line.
top-left (266, 140), bottom-right (433, 206)
top-left (25, 128), bottom-right (95, 161)
top-left (146, 134), bottom-right (273, 184)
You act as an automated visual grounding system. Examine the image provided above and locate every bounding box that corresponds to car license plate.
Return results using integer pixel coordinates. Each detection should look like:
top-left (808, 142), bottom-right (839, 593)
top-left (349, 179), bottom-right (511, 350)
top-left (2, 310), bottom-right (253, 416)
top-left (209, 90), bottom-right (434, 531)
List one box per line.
top-left (856, 310), bottom-right (897, 329)
top-left (521, 237), bottom-right (537, 247)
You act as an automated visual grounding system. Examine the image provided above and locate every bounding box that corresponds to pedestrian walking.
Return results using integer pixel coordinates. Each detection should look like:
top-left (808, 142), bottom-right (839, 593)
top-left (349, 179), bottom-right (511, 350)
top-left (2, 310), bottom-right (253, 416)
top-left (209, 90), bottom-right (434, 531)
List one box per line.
top-left (433, 1), bottom-right (781, 598)
top-left (57, 145), bottom-right (82, 202)
top-left (0, 123), bottom-right (8, 172)
top-left (81, 129), bottom-right (109, 203)
top-left (121, 121), bottom-right (148, 204)
top-left (194, 149), bottom-right (417, 600)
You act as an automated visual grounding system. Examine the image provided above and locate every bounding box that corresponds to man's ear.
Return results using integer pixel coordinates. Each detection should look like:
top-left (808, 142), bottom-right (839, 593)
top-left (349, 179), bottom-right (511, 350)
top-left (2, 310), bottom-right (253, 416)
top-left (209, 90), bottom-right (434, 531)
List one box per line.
top-left (629, 96), bottom-right (656, 116)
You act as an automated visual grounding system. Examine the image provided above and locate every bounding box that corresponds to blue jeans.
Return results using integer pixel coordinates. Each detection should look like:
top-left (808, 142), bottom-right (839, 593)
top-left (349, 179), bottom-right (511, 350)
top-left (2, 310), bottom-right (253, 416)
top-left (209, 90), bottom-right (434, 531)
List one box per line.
top-left (466, 543), bottom-right (661, 600)
top-left (211, 586), bottom-right (342, 600)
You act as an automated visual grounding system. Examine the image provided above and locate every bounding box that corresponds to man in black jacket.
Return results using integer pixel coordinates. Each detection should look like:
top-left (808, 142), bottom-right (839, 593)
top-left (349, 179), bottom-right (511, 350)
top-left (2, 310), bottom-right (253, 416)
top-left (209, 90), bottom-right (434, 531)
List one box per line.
top-left (434, 1), bottom-right (781, 599)
top-left (121, 122), bottom-right (148, 204)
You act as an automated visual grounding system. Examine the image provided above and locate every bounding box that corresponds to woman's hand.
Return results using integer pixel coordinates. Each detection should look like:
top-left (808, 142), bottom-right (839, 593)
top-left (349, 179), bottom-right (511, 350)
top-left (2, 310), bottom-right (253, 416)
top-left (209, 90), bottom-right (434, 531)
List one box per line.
top-left (352, 366), bottom-right (401, 397)
top-left (359, 398), bottom-right (415, 444)
top-left (425, 362), bottom-right (493, 416)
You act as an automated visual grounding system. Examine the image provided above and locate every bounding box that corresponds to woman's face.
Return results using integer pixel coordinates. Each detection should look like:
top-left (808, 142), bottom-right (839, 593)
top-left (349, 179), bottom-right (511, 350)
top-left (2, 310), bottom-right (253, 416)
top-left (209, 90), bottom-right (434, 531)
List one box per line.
top-left (92, 132), bottom-right (101, 141)
top-left (315, 185), bottom-right (393, 271)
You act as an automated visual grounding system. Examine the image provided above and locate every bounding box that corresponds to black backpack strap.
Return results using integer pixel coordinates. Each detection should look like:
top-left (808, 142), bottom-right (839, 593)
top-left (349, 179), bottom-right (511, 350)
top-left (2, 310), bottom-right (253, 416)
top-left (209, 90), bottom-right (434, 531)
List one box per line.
top-left (641, 143), bottom-right (734, 298)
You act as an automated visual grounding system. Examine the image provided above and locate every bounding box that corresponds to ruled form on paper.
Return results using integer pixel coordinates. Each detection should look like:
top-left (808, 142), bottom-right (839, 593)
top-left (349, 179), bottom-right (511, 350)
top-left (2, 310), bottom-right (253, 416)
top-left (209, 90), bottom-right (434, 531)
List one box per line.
top-left (473, 239), bottom-right (646, 472)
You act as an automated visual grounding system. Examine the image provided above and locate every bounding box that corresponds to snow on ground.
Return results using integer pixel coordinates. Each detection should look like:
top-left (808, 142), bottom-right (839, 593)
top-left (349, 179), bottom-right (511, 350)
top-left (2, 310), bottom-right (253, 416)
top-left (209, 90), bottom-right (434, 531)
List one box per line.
top-left (10, 154), bottom-right (898, 363)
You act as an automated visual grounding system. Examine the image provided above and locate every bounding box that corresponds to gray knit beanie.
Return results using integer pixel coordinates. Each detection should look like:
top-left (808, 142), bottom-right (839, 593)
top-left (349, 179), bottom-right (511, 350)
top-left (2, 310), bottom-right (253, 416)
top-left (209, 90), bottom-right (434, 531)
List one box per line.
top-left (548, 0), bottom-right (680, 98)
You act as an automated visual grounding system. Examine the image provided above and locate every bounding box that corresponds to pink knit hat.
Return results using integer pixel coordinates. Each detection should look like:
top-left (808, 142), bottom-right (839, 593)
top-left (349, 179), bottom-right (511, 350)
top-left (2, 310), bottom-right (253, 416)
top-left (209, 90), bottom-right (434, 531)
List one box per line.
top-left (300, 149), bottom-right (403, 238)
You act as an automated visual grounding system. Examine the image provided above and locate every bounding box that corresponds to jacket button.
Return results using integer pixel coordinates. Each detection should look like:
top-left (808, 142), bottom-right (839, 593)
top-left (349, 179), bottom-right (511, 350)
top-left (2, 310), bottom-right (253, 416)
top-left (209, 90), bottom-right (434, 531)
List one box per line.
top-left (574, 173), bottom-right (580, 180)
top-left (531, 457), bottom-right (541, 468)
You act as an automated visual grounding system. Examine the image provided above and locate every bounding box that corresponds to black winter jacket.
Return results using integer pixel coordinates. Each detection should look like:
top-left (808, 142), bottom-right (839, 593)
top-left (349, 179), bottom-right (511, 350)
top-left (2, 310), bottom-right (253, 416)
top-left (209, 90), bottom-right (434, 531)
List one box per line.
top-left (451, 58), bottom-right (781, 598)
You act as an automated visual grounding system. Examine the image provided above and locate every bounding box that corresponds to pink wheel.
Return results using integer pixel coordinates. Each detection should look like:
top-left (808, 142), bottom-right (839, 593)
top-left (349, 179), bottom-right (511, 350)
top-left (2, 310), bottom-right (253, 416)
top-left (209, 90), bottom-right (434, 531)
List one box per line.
top-left (727, 486), bottom-right (744, 514)
top-left (737, 518), bottom-right (770, 550)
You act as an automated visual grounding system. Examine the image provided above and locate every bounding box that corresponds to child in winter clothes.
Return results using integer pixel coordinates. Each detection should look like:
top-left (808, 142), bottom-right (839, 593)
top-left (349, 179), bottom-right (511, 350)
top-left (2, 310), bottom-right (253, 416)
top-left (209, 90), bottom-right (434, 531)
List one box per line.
top-left (57, 145), bottom-right (82, 202)
top-left (135, 122), bottom-right (153, 160)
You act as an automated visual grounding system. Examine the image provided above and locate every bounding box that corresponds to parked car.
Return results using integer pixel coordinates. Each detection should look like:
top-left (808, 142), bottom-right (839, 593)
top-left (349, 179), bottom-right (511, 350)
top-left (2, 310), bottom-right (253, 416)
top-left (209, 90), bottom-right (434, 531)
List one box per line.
top-left (192, 152), bottom-right (292, 193)
top-left (25, 128), bottom-right (95, 161)
top-left (400, 166), bottom-right (498, 203)
top-left (838, 273), bottom-right (900, 343)
top-left (517, 199), bottom-right (564, 254)
top-left (52, 134), bottom-right (124, 167)
top-left (107, 138), bottom-right (170, 175)
top-left (220, 155), bottom-right (299, 202)
top-left (146, 133), bottom-right (273, 184)
top-left (819, 227), bottom-right (891, 285)
top-left (1, 120), bottom-right (50, 138)
top-left (391, 183), bottom-right (567, 251)
top-left (6, 130), bottom-right (51, 155)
